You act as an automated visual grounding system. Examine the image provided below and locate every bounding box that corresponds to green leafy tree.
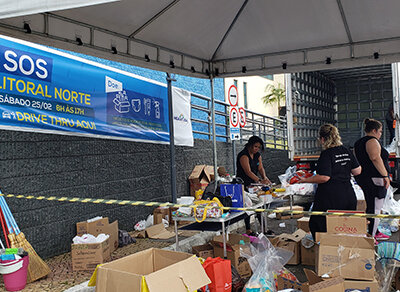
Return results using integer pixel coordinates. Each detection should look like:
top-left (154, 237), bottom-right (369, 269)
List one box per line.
top-left (262, 83), bottom-right (285, 108)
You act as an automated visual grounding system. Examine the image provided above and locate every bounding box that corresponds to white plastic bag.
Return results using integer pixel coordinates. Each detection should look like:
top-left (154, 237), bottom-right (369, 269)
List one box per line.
top-left (145, 214), bottom-right (153, 227)
top-left (382, 185), bottom-right (400, 214)
top-left (278, 166), bottom-right (296, 188)
top-left (177, 196), bottom-right (194, 216)
top-left (134, 220), bottom-right (146, 231)
top-left (351, 178), bottom-right (365, 201)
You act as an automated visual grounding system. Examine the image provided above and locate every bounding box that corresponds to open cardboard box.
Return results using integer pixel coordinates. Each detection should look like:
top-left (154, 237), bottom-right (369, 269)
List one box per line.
top-left (277, 269), bottom-right (344, 291)
top-left (270, 229), bottom-right (307, 265)
top-left (96, 248), bottom-right (210, 292)
top-left (211, 234), bottom-right (252, 278)
top-left (76, 217), bottom-right (119, 252)
top-left (133, 223), bottom-right (176, 239)
top-left (316, 233), bottom-right (375, 281)
top-left (188, 165), bottom-right (227, 196)
top-left (71, 237), bottom-right (110, 271)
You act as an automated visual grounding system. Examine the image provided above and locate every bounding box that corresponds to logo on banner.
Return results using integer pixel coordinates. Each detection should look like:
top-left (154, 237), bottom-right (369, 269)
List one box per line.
top-left (105, 76), bottom-right (123, 93)
top-left (174, 113), bottom-right (188, 123)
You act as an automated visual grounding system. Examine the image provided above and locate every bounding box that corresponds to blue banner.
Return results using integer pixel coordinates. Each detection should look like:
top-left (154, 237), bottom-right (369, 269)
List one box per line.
top-left (0, 35), bottom-right (169, 143)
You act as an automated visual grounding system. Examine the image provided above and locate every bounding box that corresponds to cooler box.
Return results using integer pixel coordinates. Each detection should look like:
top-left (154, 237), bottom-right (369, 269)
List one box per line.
top-left (220, 184), bottom-right (244, 212)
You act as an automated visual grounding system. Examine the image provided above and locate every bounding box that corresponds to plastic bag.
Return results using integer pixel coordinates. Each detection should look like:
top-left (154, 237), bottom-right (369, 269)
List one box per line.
top-left (145, 214), bottom-right (153, 227)
top-left (177, 196), bottom-right (195, 216)
top-left (382, 185), bottom-right (400, 214)
top-left (241, 234), bottom-right (295, 292)
top-left (134, 220), bottom-right (146, 231)
top-left (385, 138), bottom-right (397, 153)
top-left (351, 178), bottom-right (365, 201)
top-left (285, 183), bottom-right (316, 196)
top-left (278, 166), bottom-right (296, 188)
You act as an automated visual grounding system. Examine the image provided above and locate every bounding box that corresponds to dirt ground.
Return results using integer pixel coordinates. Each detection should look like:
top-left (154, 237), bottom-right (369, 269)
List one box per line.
top-left (0, 228), bottom-right (199, 292)
top-left (0, 212), bottom-right (398, 291)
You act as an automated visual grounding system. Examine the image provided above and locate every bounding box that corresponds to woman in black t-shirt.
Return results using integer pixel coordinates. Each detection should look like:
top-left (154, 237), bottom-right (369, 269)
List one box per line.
top-left (354, 118), bottom-right (390, 240)
top-left (236, 136), bottom-right (271, 234)
top-left (296, 124), bottom-right (361, 240)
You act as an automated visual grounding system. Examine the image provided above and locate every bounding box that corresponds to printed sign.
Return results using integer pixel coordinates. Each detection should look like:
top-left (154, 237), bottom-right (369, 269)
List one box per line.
top-left (229, 107), bottom-right (239, 128)
top-left (238, 107), bottom-right (246, 127)
top-left (227, 85), bottom-right (238, 107)
top-left (0, 35), bottom-right (170, 143)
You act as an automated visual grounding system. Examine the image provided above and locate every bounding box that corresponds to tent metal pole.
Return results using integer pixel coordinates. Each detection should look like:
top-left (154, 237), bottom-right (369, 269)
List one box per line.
top-left (210, 76), bottom-right (218, 181)
top-left (167, 73), bottom-right (177, 203)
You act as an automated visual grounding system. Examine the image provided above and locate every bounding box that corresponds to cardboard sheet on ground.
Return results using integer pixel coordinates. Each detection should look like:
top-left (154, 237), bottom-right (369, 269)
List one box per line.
top-left (145, 223), bottom-right (176, 239)
top-left (132, 223), bottom-right (179, 239)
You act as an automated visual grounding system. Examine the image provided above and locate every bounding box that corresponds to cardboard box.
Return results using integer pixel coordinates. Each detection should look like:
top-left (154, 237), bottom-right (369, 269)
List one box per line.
top-left (356, 200), bottom-right (367, 211)
top-left (297, 217), bottom-right (310, 232)
top-left (153, 206), bottom-right (172, 225)
top-left (326, 211), bottom-right (367, 235)
top-left (188, 165), bottom-right (212, 196)
top-left (71, 237), bottom-right (110, 271)
top-left (270, 229), bottom-right (307, 265)
top-left (76, 218), bottom-right (119, 252)
top-left (211, 234), bottom-right (252, 278)
top-left (301, 243), bottom-right (317, 266)
top-left (277, 269), bottom-right (344, 292)
top-left (192, 244), bottom-right (214, 259)
top-left (145, 223), bottom-right (176, 239)
top-left (96, 248), bottom-right (210, 292)
top-left (276, 205), bottom-right (304, 219)
top-left (396, 269), bottom-right (400, 290)
top-left (344, 277), bottom-right (378, 292)
top-left (317, 233), bottom-right (375, 280)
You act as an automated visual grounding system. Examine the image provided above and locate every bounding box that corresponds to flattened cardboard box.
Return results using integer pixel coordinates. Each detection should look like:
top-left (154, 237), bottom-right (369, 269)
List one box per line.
top-left (326, 211), bottom-right (367, 235)
top-left (76, 218), bottom-right (119, 252)
top-left (71, 237), bottom-right (110, 271)
top-left (96, 248), bottom-right (210, 292)
top-left (317, 233), bottom-right (375, 281)
top-left (211, 234), bottom-right (252, 278)
top-left (270, 229), bottom-right (307, 265)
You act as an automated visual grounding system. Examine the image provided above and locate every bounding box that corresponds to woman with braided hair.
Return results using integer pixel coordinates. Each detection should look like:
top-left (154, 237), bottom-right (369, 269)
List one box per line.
top-left (296, 124), bottom-right (361, 240)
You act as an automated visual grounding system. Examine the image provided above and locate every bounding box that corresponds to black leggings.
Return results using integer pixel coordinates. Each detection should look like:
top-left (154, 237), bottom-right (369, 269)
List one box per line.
top-left (244, 213), bottom-right (262, 230)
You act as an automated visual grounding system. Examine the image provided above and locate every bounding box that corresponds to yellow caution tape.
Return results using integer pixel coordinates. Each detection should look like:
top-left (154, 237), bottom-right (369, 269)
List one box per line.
top-left (2, 193), bottom-right (400, 219)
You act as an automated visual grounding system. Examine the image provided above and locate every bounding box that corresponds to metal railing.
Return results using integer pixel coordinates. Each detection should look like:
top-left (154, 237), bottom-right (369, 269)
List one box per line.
top-left (190, 92), bottom-right (288, 150)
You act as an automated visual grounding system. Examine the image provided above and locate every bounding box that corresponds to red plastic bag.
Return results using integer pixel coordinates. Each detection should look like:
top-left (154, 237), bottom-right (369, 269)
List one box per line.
top-left (201, 257), bottom-right (232, 292)
top-left (289, 170), bottom-right (313, 184)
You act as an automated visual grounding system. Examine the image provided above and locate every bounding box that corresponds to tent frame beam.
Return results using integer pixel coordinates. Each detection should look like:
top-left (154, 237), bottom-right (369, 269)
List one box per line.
top-left (129, 0), bottom-right (181, 38)
top-left (2, 11), bottom-right (400, 78)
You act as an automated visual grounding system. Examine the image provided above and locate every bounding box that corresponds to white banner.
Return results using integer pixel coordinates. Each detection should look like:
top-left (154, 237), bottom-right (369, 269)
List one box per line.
top-left (172, 87), bottom-right (194, 147)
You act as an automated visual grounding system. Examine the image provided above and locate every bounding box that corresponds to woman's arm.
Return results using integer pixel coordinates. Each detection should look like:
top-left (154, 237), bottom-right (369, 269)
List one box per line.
top-left (298, 174), bottom-right (330, 184)
top-left (239, 155), bottom-right (261, 183)
top-left (258, 156), bottom-right (271, 185)
top-left (366, 139), bottom-right (390, 188)
top-left (351, 166), bottom-right (362, 176)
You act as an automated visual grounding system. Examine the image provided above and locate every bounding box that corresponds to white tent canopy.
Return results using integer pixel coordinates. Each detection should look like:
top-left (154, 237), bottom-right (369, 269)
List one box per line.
top-left (0, 0), bottom-right (399, 78)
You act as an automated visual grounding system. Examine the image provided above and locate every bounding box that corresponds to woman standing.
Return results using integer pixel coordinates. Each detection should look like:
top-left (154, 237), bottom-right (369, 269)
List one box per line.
top-left (354, 118), bottom-right (390, 240)
top-left (297, 124), bottom-right (361, 240)
top-left (236, 136), bottom-right (271, 234)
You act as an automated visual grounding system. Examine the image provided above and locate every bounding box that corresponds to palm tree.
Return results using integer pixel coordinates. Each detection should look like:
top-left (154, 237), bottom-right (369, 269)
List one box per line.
top-left (262, 83), bottom-right (285, 108)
